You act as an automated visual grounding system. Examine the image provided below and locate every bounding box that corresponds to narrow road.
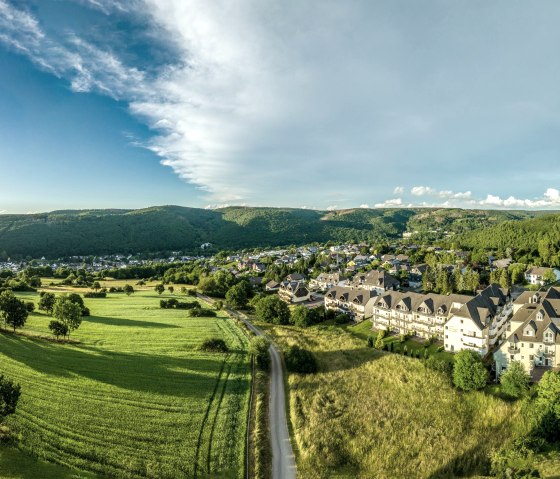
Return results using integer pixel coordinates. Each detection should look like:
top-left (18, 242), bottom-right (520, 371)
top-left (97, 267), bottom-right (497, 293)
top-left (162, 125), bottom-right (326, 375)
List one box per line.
top-left (236, 314), bottom-right (297, 479)
top-left (196, 294), bottom-right (296, 478)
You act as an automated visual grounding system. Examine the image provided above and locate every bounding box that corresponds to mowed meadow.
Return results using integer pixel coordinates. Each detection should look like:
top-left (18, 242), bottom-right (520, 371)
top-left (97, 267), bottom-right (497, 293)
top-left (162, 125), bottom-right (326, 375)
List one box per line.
top-left (0, 284), bottom-right (250, 479)
top-left (257, 320), bottom-right (528, 479)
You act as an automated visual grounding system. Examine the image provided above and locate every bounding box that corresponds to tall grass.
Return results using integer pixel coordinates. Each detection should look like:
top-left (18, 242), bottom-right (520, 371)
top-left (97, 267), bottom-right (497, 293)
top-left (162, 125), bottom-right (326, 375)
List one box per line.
top-left (258, 322), bottom-right (527, 479)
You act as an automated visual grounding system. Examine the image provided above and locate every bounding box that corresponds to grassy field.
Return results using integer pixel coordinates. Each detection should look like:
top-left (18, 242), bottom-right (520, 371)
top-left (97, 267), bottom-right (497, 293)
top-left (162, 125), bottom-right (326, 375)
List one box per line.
top-left (0, 286), bottom-right (250, 479)
top-left (255, 320), bottom-right (529, 479)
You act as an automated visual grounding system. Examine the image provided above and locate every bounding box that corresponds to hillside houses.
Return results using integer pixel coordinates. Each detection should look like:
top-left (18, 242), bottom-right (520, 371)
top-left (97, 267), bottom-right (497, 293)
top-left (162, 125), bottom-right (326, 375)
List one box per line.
top-left (495, 287), bottom-right (560, 380)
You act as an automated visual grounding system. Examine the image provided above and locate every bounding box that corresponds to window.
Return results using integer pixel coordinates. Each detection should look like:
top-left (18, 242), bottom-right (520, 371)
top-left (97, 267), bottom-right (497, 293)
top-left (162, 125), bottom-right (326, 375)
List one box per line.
top-left (510, 355), bottom-right (514, 360)
top-left (530, 343), bottom-right (534, 348)
top-left (530, 355), bottom-right (534, 360)
top-left (460, 319), bottom-right (463, 324)
top-left (445, 335), bottom-right (448, 339)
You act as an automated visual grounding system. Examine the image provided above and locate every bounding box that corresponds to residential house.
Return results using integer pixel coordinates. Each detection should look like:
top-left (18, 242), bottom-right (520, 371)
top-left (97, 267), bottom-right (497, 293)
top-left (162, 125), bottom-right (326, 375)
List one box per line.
top-left (278, 281), bottom-right (310, 303)
top-left (286, 273), bottom-right (307, 282)
top-left (525, 267), bottom-right (560, 286)
top-left (444, 284), bottom-right (511, 356)
top-left (309, 272), bottom-right (342, 291)
top-left (350, 269), bottom-right (400, 294)
top-left (495, 287), bottom-right (560, 380)
top-left (324, 286), bottom-right (378, 321)
top-left (368, 290), bottom-right (471, 340)
top-left (265, 280), bottom-right (280, 292)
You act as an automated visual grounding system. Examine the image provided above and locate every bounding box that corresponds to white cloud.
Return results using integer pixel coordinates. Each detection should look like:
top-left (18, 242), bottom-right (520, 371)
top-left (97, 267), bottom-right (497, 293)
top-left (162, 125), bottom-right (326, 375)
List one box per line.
top-left (411, 186), bottom-right (436, 196)
top-left (326, 205), bottom-right (338, 211)
top-left (359, 204), bottom-right (370, 209)
top-left (374, 198), bottom-right (403, 208)
top-left (478, 189), bottom-right (560, 208)
top-left (393, 186), bottom-right (404, 195)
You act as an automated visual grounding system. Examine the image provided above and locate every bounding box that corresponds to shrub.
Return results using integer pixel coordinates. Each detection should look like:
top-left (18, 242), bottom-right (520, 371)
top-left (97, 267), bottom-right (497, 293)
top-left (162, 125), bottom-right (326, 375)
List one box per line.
top-left (500, 361), bottom-right (531, 399)
top-left (48, 320), bottom-right (68, 339)
top-left (367, 336), bottom-right (374, 348)
top-left (284, 345), bottom-right (317, 374)
top-left (249, 337), bottom-right (270, 371)
top-left (199, 338), bottom-right (229, 353)
top-left (375, 333), bottom-right (384, 350)
top-left (84, 292), bottom-right (107, 298)
top-left (334, 313), bottom-right (349, 324)
top-left (25, 301), bottom-right (35, 313)
top-left (453, 350), bottom-right (489, 391)
top-left (291, 305), bottom-right (322, 327)
top-left (254, 296), bottom-right (290, 325)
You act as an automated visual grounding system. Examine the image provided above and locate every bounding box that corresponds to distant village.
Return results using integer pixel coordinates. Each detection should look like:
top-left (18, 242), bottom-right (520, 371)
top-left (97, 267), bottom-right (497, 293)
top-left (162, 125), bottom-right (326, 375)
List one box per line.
top-left (2, 239), bottom-right (560, 381)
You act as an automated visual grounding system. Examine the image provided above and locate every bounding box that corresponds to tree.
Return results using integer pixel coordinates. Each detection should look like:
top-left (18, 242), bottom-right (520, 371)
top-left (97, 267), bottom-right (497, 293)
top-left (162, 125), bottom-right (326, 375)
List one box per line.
top-left (248, 336), bottom-right (270, 370)
top-left (38, 292), bottom-right (56, 314)
top-left (155, 284), bottom-right (165, 295)
top-left (92, 281), bottom-right (101, 292)
top-left (542, 269), bottom-right (557, 285)
top-left (180, 286), bottom-right (187, 295)
top-left (500, 361), bottom-right (531, 399)
top-left (375, 330), bottom-right (386, 349)
top-left (123, 284), bottom-right (134, 296)
top-left (0, 290), bottom-right (29, 331)
top-left (225, 282), bottom-right (250, 309)
top-left (0, 374), bottom-right (21, 423)
top-left (53, 296), bottom-right (83, 338)
top-left (254, 296), bottom-right (291, 325)
top-left (168, 285), bottom-right (174, 294)
top-left (531, 370), bottom-right (560, 442)
top-left (48, 320), bottom-right (68, 339)
top-left (291, 305), bottom-right (320, 327)
top-left (452, 350), bottom-right (489, 391)
top-left (25, 301), bottom-right (35, 313)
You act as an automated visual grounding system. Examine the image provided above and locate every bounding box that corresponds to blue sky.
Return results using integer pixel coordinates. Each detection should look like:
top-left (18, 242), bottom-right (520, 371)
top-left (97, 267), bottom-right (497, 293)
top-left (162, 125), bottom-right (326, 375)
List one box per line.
top-left (1, 0), bottom-right (560, 213)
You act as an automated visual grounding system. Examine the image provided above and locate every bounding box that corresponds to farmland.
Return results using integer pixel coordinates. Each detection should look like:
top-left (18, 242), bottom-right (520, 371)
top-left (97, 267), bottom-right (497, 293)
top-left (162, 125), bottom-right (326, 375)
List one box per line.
top-left (0, 286), bottom-right (250, 478)
top-left (255, 319), bottom-right (528, 479)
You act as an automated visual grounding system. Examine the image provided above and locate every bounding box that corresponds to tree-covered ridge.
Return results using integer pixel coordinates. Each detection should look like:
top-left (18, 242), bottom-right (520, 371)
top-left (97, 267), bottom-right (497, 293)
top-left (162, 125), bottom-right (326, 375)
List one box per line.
top-left (0, 205), bottom-right (554, 258)
top-left (456, 213), bottom-right (560, 265)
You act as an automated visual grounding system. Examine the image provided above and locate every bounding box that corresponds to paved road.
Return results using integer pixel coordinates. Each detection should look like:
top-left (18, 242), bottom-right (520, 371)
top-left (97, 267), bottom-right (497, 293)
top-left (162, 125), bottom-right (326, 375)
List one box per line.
top-left (197, 294), bottom-right (296, 479)
top-left (238, 315), bottom-right (297, 479)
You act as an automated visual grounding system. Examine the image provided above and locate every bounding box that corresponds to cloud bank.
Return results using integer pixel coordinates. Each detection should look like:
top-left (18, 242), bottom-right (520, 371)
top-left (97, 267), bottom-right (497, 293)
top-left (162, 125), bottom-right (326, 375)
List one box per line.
top-left (1, 1), bottom-right (560, 208)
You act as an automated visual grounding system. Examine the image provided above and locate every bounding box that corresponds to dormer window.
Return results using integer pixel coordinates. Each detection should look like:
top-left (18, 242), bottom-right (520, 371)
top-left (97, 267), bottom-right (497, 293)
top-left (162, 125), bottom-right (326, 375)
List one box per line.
top-left (524, 329), bottom-right (534, 337)
top-left (544, 331), bottom-right (554, 343)
top-left (537, 310), bottom-right (544, 321)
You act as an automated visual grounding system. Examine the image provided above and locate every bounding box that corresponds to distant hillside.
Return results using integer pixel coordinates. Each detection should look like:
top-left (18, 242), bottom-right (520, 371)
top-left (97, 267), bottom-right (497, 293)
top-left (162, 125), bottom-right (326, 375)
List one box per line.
top-left (456, 213), bottom-right (560, 256)
top-left (0, 205), bottom-right (551, 258)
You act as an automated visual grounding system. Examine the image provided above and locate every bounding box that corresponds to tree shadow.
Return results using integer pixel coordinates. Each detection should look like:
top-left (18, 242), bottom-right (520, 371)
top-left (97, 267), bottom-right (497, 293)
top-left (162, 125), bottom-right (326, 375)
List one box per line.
top-left (0, 333), bottom-right (248, 398)
top-left (311, 347), bottom-right (382, 373)
top-left (84, 315), bottom-right (181, 329)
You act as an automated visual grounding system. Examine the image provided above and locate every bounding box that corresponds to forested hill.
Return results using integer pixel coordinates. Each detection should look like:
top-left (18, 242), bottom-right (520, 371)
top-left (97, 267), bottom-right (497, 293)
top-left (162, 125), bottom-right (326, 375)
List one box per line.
top-left (456, 213), bottom-right (560, 259)
top-left (0, 205), bottom-right (549, 258)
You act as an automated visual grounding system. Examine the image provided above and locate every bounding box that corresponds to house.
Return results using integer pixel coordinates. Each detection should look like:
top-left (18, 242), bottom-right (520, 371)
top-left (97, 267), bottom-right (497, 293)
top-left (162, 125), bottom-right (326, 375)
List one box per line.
top-left (248, 277), bottom-right (264, 289)
top-left (309, 272), bottom-right (341, 291)
top-left (525, 267), bottom-right (560, 286)
top-left (252, 263), bottom-right (267, 273)
top-left (368, 290), bottom-right (471, 340)
top-left (350, 269), bottom-right (400, 294)
top-left (324, 286), bottom-right (378, 321)
top-left (278, 281), bottom-right (310, 303)
top-left (285, 273), bottom-right (307, 282)
top-left (444, 284), bottom-right (511, 356)
top-left (492, 258), bottom-right (513, 270)
top-left (409, 264), bottom-right (428, 288)
top-left (265, 280), bottom-right (280, 292)
top-left (495, 287), bottom-right (560, 380)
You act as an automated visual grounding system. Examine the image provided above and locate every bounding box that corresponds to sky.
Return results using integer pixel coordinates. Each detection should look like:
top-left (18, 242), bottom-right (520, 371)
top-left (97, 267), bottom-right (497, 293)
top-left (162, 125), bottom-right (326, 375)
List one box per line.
top-left (1, 0), bottom-right (560, 213)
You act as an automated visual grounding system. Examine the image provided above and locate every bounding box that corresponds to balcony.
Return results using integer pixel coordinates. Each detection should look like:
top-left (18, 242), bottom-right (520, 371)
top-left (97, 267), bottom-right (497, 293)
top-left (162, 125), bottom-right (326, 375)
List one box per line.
top-left (508, 347), bottom-right (520, 354)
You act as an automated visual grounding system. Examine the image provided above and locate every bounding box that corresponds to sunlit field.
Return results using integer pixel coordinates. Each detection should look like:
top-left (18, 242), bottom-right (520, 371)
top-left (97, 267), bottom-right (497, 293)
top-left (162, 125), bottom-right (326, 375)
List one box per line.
top-left (0, 286), bottom-right (250, 479)
top-left (256, 320), bottom-right (527, 479)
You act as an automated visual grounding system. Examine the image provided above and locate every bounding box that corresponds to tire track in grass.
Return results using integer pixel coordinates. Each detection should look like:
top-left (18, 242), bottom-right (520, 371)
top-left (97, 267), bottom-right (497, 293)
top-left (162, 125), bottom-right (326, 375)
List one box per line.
top-left (193, 356), bottom-right (228, 479)
top-left (206, 358), bottom-right (235, 473)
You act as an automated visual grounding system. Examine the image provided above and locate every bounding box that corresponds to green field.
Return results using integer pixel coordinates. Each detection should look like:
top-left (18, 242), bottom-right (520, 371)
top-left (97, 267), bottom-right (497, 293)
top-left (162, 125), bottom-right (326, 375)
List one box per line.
top-left (0, 288), bottom-right (250, 478)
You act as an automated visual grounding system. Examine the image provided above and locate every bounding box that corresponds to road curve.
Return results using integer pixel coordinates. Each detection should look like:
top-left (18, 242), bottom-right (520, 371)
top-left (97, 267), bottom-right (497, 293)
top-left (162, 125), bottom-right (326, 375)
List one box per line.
top-left (238, 316), bottom-right (297, 479)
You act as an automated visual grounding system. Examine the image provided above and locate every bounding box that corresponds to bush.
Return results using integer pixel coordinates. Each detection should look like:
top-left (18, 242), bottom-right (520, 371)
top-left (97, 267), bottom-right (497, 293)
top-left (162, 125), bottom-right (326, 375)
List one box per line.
top-left (249, 337), bottom-right (270, 371)
top-left (284, 345), bottom-right (317, 374)
top-left (83, 292), bottom-right (107, 298)
top-left (291, 305), bottom-right (322, 327)
top-left (334, 314), bottom-right (349, 324)
top-left (48, 320), bottom-right (68, 339)
top-left (199, 338), bottom-right (229, 353)
top-left (367, 336), bottom-right (374, 348)
top-left (500, 361), bottom-right (531, 399)
top-left (254, 296), bottom-right (290, 325)
top-left (453, 350), bottom-right (489, 391)
top-left (25, 301), bottom-right (35, 313)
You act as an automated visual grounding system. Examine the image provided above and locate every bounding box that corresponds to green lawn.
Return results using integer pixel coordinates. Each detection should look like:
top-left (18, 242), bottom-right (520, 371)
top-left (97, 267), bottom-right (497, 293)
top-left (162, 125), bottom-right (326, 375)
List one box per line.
top-left (0, 288), bottom-right (250, 478)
